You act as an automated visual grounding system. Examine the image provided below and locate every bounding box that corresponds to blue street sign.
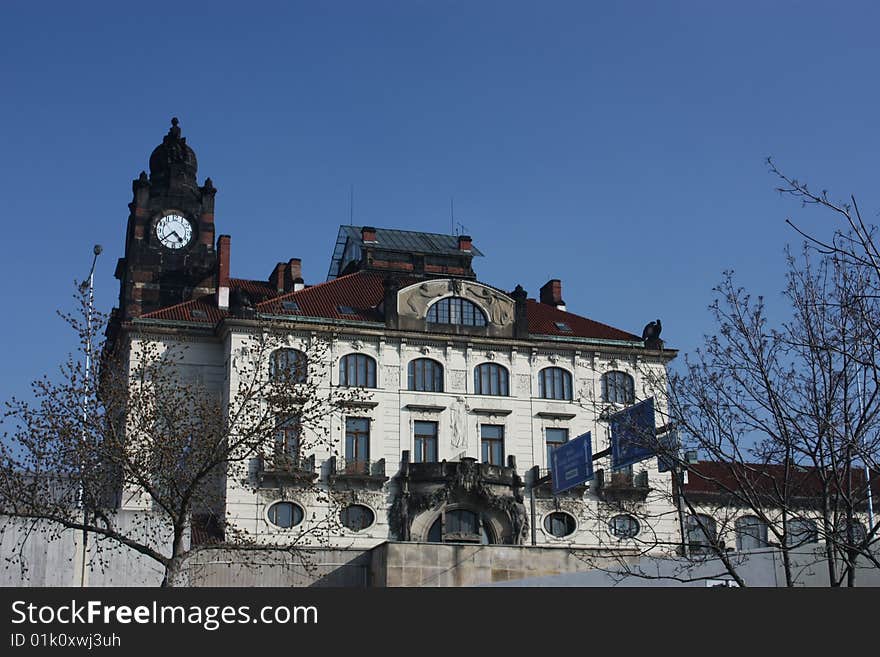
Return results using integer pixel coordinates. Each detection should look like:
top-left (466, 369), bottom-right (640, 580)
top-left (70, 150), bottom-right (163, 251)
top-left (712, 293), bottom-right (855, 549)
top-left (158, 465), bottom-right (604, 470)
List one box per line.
top-left (610, 397), bottom-right (657, 470)
top-left (552, 432), bottom-right (594, 494)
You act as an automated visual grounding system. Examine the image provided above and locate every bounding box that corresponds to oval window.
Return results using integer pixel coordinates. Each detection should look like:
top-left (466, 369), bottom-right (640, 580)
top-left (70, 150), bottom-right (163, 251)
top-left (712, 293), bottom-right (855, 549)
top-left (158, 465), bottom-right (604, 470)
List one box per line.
top-left (341, 504), bottom-right (375, 531)
top-left (267, 501), bottom-right (304, 528)
top-left (543, 512), bottom-right (576, 538)
top-left (609, 514), bottom-right (640, 539)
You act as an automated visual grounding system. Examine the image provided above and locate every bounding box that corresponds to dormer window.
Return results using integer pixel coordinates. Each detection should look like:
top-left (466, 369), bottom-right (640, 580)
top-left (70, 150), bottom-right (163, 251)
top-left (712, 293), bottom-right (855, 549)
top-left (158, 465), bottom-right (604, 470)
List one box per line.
top-left (427, 297), bottom-right (487, 327)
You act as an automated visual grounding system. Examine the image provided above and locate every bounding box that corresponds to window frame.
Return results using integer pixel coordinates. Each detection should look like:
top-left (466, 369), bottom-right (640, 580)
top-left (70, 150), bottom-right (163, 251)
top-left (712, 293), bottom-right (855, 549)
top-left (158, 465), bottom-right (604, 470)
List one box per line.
top-left (545, 427), bottom-right (569, 467)
top-left (602, 370), bottom-right (635, 404)
top-left (474, 362), bottom-right (510, 396)
top-left (735, 515), bottom-right (769, 551)
top-left (538, 367), bottom-right (573, 401)
top-left (785, 518), bottom-right (819, 548)
top-left (609, 514), bottom-right (641, 539)
top-left (427, 508), bottom-right (496, 544)
top-left (340, 504), bottom-right (375, 532)
top-left (544, 511), bottom-right (577, 538)
top-left (266, 501), bottom-right (304, 529)
top-left (407, 358), bottom-right (444, 392)
top-left (274, 414), bottom-right (301, 460)
top-left (426, 296), bottom-right (488, 327)
top-left (413, 420), bottom-right (439, 463)
top-left (480, 424), bottom-right (505, 466)
top-left (269, 348), bottom-right (308, 384)
top-left (686, 513), bottom-right (718, 554)
top-left (339, 353), bottom-right (377, 388)
top-left (344, 416), bottom-right (371, 467)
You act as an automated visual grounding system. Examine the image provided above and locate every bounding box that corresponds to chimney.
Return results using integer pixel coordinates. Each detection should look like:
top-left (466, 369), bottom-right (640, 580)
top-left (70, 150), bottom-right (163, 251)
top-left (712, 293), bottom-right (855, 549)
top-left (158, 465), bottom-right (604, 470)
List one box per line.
top-left (361, 226), bottom-right (377, 243)
top-left (540, 279), bottom-right (566, 311)
top-left (271, 262), bottom-right (286, 294)
top-left (217, 235), bottom-right (231, 310)
top-left (287, 258), bottom-right (302, 282)
top-left (457, 234), bottom-right (472, 252)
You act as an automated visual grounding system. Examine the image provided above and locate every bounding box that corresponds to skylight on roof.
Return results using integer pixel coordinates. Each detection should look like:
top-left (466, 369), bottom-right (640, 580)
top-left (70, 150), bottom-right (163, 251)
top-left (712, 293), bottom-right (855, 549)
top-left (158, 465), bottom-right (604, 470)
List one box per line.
top-left (190, 309), bottom-right (208, 319)
top-left (282, 301), bottom-right (301, 313)
top-left (554, 321), bottom-right (572, 332)
top-left (337, 305), bottom-right (357, 315)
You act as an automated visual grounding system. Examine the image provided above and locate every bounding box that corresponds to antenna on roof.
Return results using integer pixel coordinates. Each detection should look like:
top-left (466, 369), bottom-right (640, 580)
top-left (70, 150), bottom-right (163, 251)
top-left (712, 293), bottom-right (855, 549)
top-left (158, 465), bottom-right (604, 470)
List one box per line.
top-left (450, 196), bottom-right (455, 235)
top-left (349, 185), bottom-right (354, 226)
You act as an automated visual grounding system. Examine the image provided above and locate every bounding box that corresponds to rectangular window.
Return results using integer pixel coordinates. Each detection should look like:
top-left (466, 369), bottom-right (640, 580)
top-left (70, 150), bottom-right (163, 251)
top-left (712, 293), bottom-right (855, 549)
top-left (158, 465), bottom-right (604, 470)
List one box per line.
top-left (480, 424), bottom-right (505, 466)
top-left (545, 427), bottom-right (569, 467)
top-left (345, 417), bottom-right (370, 473)
top-left (275, 415), bottom-right (301, 458)
top-left (414, 421), bottom-right (439, 463)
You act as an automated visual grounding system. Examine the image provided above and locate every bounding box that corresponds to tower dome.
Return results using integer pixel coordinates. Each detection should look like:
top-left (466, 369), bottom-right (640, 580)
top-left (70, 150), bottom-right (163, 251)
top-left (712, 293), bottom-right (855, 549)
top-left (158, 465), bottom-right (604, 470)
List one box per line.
top-left (148, 117), bottom-right (198, 194)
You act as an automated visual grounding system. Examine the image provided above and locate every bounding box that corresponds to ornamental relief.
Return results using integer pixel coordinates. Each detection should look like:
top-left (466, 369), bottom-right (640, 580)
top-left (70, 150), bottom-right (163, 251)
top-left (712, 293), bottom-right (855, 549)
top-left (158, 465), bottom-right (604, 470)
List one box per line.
top-left (383, 365), bottom-right (400, 387)
top-left (397, 279), bottom-right (515, 326)
top-left (448, 369), bottom-right (467, 392)
top-left (517, 374), bottom-right (532, 397)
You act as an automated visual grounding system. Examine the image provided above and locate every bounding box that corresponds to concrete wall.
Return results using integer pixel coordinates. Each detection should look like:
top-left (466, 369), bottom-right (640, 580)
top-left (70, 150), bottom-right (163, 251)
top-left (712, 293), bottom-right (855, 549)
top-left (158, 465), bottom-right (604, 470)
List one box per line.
top-left (180, 547), bottom-right (372, 587)
top-left (0, 512), bottom-right (168, 587)
top-left (369, 542), bottom-right (639, 587)
top-left (488, 545), bottom-right (880, 587)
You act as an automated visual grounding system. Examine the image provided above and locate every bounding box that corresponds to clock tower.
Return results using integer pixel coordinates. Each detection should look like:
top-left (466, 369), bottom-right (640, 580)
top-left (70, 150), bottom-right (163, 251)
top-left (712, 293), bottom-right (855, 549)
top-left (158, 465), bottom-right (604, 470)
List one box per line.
top-left (114, 118), bottom-right (219, 320)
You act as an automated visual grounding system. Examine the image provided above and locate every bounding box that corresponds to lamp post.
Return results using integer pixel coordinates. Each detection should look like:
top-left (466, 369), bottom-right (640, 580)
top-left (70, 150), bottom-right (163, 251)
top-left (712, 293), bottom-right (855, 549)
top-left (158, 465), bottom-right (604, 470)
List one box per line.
top-left (79, 244), bottom-right (101, 587)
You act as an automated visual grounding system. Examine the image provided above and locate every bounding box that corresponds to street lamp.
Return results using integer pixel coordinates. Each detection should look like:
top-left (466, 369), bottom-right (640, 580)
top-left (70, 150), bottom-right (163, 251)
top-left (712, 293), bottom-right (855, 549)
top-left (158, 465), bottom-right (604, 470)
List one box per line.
top-left (79, 244), bottom-right (101, 587)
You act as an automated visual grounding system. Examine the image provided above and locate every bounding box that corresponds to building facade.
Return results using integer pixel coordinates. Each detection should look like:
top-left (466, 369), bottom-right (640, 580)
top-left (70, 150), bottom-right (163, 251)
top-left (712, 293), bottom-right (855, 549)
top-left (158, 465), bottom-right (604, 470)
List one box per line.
top-left (107, 119), bottom-right (680, 555)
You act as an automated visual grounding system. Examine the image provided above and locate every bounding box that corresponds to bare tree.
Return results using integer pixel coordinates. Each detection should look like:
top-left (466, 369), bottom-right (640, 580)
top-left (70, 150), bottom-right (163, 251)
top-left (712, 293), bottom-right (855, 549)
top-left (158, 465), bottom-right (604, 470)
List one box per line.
top-left (0, 284), bottom-right (367, 586)
top-left (564, 210), bottom-right (880, 587)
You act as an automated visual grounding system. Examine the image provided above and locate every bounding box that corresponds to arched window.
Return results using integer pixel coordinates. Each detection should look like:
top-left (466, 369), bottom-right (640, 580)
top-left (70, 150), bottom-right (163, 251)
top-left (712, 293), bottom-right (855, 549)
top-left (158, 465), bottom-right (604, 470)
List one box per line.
top-left (408, 358), bottom-right (444, 392)
top-left (686, 514), bottom-right (718, 554)
top-left (474, 363), bottom-right (509, 396)
top-left (835, 519), bottom-right (867, 546)
top-left (785, 519), bottom-right (819, 548)
top-left (544, 512), bottom-right (577, 538)
top-left (609, 514), bottom-right (640, 539)
top-left (339, 353), bottom-right (377, 387)
top-left (267, 502), bottom-right (304, 528)
top-left (269, 348), bottom-right (308, 383)
top-left (735, 515), bottom-right (769, 551)
top-left (427, 297), bottom-right (487, 327)
top-left (538, 367), bottom-right (573, 400)
top-left (427, 509), bottom-right (495, 544)
top-left (602, 370), bottom-right (634, 404)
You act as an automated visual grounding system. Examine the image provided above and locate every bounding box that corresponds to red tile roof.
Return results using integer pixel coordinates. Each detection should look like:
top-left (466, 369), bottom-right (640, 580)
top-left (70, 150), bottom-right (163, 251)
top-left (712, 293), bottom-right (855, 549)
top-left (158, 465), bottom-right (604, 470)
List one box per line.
top-left (683, 461), bottom-right (880, 503)
top-left (140, 270), bottom-right (642, 342)
top-left (258, 271), bottom-right (396, 322)
top-left (140, 295), bottom-right (225, 324)
top-left (526, 299), bottom-right (641, 341)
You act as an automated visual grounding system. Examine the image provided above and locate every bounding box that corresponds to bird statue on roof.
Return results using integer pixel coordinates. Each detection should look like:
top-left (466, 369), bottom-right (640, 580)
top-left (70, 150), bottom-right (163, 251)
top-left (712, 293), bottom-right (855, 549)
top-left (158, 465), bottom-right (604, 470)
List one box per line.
top-left (642, 318), bottom-right (663, 350)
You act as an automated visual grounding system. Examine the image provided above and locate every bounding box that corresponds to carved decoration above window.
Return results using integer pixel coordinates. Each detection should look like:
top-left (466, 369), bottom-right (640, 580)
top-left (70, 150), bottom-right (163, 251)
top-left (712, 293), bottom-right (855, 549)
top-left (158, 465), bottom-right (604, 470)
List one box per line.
top-left (397, 279), bottom-right (515, 326)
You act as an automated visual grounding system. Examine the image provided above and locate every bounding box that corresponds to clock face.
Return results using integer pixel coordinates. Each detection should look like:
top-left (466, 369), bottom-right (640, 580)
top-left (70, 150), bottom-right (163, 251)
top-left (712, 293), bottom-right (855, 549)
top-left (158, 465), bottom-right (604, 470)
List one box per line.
top-left (155, 214), bottom-right (193, 250)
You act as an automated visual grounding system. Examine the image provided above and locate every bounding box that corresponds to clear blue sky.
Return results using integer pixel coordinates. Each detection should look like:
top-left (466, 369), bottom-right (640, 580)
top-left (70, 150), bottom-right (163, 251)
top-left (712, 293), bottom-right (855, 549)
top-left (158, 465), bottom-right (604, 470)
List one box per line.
top-left (1, 1), bottom-right (879, 402)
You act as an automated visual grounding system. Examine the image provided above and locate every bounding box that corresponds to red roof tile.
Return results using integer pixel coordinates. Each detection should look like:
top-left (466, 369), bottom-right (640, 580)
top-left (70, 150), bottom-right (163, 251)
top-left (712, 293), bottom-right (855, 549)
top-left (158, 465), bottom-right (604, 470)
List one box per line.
top-left (140, 295), bottom-right (225, 324)
top-left (258, 271), bottom-right (404, 322)
top-left (526, 299), bottom-right (641, 341)
top-left (229, 278), bottom-right (277, 302)
top-left (683, 461), bottom-right (880, 502)
top-left (258, 271), bottom-right (640, 340)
